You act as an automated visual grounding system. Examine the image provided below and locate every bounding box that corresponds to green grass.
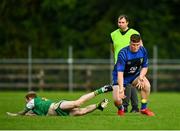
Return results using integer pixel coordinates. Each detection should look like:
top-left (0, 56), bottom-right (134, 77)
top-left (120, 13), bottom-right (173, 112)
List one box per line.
top-left (0, 91), bottom-right (180, 130)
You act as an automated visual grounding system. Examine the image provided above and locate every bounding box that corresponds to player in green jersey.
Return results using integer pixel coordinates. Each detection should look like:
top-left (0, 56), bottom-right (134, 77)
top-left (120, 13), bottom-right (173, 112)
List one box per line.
top-left (6, 85), bottom-right (112, 117)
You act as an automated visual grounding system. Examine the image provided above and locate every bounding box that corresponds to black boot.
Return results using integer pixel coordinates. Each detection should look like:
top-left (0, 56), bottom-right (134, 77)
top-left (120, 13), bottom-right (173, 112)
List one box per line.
top-left (124, 105), bottom-right (128, 113)
top-left (130, 106), bottom-right (139, 113)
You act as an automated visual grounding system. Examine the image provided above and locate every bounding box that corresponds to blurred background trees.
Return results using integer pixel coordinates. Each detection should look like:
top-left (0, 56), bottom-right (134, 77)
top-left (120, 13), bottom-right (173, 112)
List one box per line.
top-left (0, 0), bottom-right (179, 59)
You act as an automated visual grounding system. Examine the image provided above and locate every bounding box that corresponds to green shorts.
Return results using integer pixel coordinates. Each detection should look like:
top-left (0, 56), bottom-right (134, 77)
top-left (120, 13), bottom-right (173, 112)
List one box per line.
top-left (55, 100), bottom-right (70, 116)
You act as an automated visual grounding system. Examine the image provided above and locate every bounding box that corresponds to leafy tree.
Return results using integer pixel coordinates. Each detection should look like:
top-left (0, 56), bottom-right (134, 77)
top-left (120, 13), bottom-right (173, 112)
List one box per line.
top-left (0, 0), bottom-right (179, 59)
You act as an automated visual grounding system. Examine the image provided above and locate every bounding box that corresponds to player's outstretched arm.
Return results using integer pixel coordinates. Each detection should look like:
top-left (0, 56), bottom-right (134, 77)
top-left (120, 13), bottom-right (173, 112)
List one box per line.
top-left (6, 108), bottom-right (29, 116)
top-left (6, 112), bottom-right (18, 116)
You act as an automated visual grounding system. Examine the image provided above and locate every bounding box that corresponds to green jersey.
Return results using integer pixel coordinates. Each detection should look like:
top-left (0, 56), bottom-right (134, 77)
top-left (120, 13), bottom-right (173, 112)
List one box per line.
top-left (26, 97), bottom-right (52, 116)
top-left (110, 28), bottom-right (139, 63)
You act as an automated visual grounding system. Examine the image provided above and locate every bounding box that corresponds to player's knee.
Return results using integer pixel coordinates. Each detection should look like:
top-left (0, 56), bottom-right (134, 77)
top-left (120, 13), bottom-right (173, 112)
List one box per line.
top-left (74, 100), bottom-right (82, 107)
top-left (143, 83), bottom-right (151, 93)
top-left (113, 94), bottom-right (122, 106)
top-left (114, 99), bottom-right (122, 107)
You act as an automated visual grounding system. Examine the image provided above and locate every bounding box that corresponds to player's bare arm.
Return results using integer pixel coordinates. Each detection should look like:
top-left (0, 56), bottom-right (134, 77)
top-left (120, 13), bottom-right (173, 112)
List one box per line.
top-left (7, 108), bottom-right (29, 116)
top-left (117, 72), bottom-right (126, 99)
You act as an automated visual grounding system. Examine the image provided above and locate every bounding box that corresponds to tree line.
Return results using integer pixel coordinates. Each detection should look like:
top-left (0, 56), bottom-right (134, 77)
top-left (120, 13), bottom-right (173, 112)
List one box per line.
top-left (0, 0), bottom-right (179, 59)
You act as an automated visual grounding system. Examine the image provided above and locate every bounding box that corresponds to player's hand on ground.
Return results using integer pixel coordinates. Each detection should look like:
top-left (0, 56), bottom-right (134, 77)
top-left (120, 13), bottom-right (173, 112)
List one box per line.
top-left (6, 112), bottom-right (18, 116)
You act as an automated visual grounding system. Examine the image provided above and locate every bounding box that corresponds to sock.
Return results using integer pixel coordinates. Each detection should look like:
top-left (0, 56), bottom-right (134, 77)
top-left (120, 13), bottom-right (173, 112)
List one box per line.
top-left (96, 102), bottom-right (103, 111)
top-left (94, 88), bottom-right (103, 96)
top-left (96, 102), bottom-right (101, 108)
top-left (96, 103), bottom-right (98, 108)
top-left (118, 105), bottom-right (124, 111)
top-left (141, 99), bottom-right (147, 110)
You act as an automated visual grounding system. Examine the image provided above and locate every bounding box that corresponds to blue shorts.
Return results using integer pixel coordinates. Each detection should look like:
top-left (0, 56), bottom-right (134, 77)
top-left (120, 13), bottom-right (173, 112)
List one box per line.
top-left (112, 67), bottom-right (139, 87)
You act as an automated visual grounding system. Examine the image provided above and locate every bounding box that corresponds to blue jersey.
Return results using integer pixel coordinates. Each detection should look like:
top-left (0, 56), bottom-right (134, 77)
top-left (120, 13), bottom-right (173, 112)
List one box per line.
top-left (112, 46), bottom-right (148, 87)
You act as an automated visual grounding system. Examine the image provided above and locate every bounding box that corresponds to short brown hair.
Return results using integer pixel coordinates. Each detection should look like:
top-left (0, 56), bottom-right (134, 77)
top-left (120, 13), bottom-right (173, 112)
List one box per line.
top-left (25, 91), bottom-right (37, 99)
top-left (118, 14), bottom-right (129, 22)
top-left (130, 34), bottom-right (141, 43)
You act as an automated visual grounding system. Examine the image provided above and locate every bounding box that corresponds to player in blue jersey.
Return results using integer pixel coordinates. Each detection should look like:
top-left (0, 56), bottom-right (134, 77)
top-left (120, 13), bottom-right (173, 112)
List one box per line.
top-left (112, 34), bottom-right (155, 116)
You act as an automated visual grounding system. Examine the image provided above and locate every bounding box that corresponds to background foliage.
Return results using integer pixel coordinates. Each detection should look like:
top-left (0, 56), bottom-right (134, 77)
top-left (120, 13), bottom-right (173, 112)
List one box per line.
top-left (0, 0), bottom-right (180, 58)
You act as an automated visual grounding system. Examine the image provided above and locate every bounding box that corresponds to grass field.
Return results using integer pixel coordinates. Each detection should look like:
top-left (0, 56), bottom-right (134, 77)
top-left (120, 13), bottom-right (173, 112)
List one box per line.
top-left (0, 91), bottom-right (180, 130)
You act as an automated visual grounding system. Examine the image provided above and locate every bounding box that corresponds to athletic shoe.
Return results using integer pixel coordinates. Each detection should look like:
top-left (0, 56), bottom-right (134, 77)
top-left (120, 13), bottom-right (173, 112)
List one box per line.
top-left (140, 108), bottom-right (155, 116)
top-left (130, 107), bottom-right (139, 113)
top-left (102, 85), bottom-right (113, 93)
top-left (117, 109), bottom-right (125, 116)
top-left (97, 99), bottom-right (109, 111)
top-left (124, 106), bottom-right (128, 113)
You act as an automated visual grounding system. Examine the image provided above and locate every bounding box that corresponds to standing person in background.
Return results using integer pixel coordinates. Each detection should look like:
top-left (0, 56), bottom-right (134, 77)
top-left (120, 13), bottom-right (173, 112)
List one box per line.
top-left (110, 14), bottom-right (141, 113)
